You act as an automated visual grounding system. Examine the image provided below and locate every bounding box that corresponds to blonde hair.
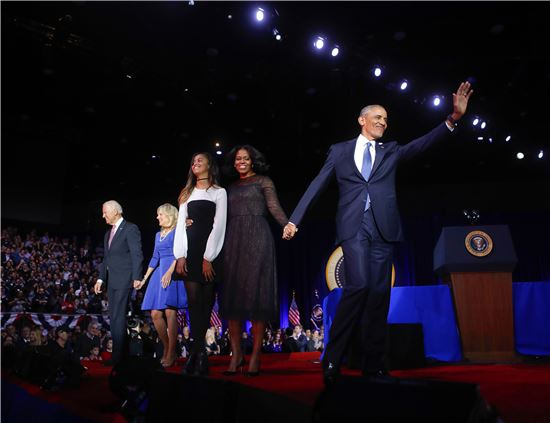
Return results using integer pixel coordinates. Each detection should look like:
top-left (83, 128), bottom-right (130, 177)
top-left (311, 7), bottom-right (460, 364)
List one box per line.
top-left (157, 203), bottom-right (178, 229)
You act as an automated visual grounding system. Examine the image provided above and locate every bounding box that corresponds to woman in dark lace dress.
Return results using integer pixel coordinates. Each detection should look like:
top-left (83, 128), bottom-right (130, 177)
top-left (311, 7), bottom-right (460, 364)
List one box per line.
top-left (221, 145), bottom-right (289, 376)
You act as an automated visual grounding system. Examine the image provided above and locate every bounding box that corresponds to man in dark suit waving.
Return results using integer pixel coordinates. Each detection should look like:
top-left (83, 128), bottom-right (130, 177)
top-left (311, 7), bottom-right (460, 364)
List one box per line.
top-left (94, 200), bottom-right (143, 365)
top-left (283, 82), bottom-right (473, 384)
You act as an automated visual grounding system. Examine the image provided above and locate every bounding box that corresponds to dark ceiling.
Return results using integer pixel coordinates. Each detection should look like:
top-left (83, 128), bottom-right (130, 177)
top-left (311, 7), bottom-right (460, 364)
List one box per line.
top-left (2, 1), bottom-right (549, 229)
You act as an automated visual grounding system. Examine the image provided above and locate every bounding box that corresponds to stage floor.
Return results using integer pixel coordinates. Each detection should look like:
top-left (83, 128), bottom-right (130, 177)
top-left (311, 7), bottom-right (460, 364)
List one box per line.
top-left (2, 352), bottom-right (550, 423)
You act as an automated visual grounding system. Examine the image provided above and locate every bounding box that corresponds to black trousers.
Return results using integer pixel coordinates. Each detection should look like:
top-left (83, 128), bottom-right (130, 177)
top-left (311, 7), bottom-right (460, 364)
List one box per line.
top-left (323, 207), bottom-right (394, 372)
top-left (108, 286), bottom-right (132, 365)
top-left (184, 281), bottom-right (215, 355)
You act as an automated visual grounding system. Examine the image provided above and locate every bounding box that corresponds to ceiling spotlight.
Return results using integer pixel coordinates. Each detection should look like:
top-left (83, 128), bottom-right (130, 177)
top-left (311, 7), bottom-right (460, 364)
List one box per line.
top-left (272, 28), bottom-right (282, 41)
top-left (151, 155), bottom-right (158, 159)
top-left (331, 46), bottom-right (340, 57)
top-left (481, 121), bottom-right (487, 129)
top-left (538, 150), bottom-right (544, 159)
top-left (374, 67), bottom-right (382, 77)
top-left (516, 152), bottom-right (524, 160)
top-left (477, 137), bottom-right (484, 141)
top-left (215, 142), bottom-right (220, 147)
top-left (400, 80), bottom-right (408, 90)
top-left (432, 96), bottom-right (441, 107)
top-left (255, 8), bottom-right (265, 22)
top-left (227, 14), bottom-right (233, 20)
top-left (216, 150), bottom-right (223, 156)
top-left (472, 118), bottom-right (479, 126)
top-left (314, 36), bottom-right (325, 50)
top-left (505, 135), bottom-right (511, 142)
top-left (489, 137), bottom-right (493, 143)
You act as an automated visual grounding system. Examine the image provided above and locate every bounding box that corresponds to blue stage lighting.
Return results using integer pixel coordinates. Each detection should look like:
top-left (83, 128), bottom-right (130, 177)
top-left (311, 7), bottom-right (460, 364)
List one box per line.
top-left (433, 96), bottom-right (441, 107)
top-left (400, 80), bottom-right (408, 90)
top-left (473, 118), bottom-right (479, 126)
top-left (331, 47), bottom-right (339, 57)
top-left (374, 67), bottom-right (382, 77)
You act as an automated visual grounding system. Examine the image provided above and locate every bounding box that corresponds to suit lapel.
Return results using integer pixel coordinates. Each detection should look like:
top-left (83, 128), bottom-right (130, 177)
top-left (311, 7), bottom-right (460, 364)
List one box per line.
top-left (370, 142), bottom-right (387, 177)
top-left (344, 139), bottom-right (364, 180)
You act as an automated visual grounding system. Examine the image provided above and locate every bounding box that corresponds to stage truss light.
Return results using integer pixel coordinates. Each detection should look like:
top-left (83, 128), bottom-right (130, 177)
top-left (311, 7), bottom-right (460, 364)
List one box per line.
top-left (481, 121), bottom-right (487, 129)
top-left (255, 8), bottom-right (265, 22)
top-left (516, 152), bottom-right (524, 160)
top-left (505, 135), bottom-right (511, 142)
top-left (272, 28), bottom-right (282, 41)
top-left (400, 80), bottom-right (408, 90)
top-left (313, 36), bottom-right (325, 50)
top-left (331, 46), bottom-right (340, 57)
top-left (432, 96), bottom-right (441, 107)
top-left (373, 67), bottom-right (382, 77)
top-left (473, 118), bottom-right (479, 126)
top-left (538, 150), bottom-right (544, 159)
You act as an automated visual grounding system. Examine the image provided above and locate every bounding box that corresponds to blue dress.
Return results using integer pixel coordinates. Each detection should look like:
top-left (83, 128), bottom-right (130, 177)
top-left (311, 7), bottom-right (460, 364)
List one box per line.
top-left (141, 230), bottom-right (187, 310)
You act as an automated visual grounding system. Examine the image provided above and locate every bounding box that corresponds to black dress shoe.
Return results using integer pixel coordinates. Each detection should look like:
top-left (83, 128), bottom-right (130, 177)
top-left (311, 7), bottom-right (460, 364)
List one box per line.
top-left (323, 362), bottom-right (340, 386)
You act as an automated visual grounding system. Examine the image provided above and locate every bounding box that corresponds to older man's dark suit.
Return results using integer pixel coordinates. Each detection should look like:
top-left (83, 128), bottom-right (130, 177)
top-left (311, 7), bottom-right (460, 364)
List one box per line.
top-left (289, 122), bottom-right (452, 374)
top-left (98, 219), bottom-right (143, 364)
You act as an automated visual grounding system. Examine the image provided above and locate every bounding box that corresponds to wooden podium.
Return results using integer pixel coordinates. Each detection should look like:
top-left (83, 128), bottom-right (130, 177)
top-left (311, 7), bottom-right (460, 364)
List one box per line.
top-left (434, 225), bottom-right (518, 362)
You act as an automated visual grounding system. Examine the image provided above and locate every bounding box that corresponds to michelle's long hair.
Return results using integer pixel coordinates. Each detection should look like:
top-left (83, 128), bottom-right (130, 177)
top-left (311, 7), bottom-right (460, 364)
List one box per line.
top-left (178, 152), bottom-right (220, 205)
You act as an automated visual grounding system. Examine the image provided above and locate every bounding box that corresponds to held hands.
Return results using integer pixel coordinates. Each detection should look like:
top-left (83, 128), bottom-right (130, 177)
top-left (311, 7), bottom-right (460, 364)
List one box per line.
top-left (282, 223), bottom-right (298, 240)
top-left (161, 271), bottom-right (172, 288)
top-left (133, 279), bottom-right (146, 290)
top-left (176, 257), bottom-right (188, 277)
top-left (94, 281), bottom-right (103, 295)
top-left (202, 259), bottom-right (215, 282)
top-left (451, 81), bottom-right (474, 119)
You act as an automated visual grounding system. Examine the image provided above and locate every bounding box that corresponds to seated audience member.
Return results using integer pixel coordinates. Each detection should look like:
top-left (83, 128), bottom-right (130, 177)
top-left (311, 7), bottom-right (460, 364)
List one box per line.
top-left (306, 330), bottom-right (323, 352)
top-left (75, 322), bottom-right (101, 359)
top-left (282, 327), bottom-right (298, 353)
top-left (269, 332), bottom-right (283, 353)
top-left (101, 338), bottom-right (113, 361)
top-left (42, 326), bottom-right (86, 390)
top-left (291, 324), bottom-right (308, 352)
top-left (205, 327), bottom-right (220, 356)
top-left (84, 346), bottom-right (103, 361)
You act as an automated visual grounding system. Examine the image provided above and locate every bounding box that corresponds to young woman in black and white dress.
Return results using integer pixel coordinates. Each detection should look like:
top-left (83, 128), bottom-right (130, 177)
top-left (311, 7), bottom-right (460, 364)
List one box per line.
top-left (174, 152), bottom-right (227, 376)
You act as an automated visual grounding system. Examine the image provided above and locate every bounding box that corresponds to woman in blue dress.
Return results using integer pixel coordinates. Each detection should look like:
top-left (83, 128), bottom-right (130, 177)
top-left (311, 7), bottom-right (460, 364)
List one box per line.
top-left (136, 203), bottom-right (187, 368)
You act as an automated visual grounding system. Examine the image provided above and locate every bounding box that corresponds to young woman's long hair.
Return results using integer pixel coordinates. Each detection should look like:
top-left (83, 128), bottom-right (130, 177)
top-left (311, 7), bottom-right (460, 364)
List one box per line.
top-left (222, 144), bottom-right (270, 179)
top-left (178, 152), bottom-right (220, 205)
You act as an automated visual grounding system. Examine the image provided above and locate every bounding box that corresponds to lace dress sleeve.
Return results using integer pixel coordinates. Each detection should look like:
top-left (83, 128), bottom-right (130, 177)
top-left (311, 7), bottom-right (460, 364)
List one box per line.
top-left (260, 176), bottom-right (289, 227)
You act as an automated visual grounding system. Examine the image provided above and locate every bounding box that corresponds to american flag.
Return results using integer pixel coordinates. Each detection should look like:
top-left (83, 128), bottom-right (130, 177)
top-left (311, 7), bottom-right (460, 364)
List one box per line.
top-left (288, 292), bottom-right (301, 326)
top-left (210, 294), bottom-right (222, 328)
top-left (176, 309), bottom-right (189, 334)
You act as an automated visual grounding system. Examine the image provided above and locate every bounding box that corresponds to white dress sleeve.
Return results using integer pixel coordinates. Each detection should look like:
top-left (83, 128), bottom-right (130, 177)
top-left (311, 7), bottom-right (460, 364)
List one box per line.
top-left (203, 188), bottom-right (227, 262)
top-left (173, 201), bottom-right (189, 259)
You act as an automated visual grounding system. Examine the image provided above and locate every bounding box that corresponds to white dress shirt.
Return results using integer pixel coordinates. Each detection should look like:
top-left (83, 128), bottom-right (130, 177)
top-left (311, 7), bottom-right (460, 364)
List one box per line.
top-left (354, 134), bottom-right (377, 174)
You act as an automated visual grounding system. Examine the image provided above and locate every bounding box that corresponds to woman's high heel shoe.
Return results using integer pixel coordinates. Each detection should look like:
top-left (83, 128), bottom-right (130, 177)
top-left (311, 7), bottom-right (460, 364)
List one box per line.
top-left (222, 358), bottom-right (245, 376)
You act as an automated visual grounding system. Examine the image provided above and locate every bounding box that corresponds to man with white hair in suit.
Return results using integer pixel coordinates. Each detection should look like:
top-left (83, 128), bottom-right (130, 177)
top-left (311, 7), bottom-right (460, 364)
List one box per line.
top-left (94, 200), bottom-right (143, 365)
